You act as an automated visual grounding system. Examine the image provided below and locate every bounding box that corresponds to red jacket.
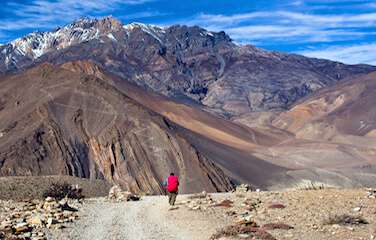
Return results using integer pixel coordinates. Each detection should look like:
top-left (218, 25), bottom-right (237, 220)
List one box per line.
top-left (167, 175), bottom-right (179, 193)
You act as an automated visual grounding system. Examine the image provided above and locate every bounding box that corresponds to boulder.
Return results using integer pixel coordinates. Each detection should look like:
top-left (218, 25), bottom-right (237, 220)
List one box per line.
top-left (13, 222), bottom-right (29, 233)
top-left (108, 186), bottom-right (140, 201)
top-left (45, 197), bottom-right (54, 203)
top-left (236, 184), bottom-right (251, 193)
top-left (46, 217), bottom-right (58, 228)
top-left (27, 215), bottom-right (43, 226)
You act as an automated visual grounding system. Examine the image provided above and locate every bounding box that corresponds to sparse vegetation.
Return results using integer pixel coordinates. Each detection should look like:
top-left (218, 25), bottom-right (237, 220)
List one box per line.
top-left (0, 176), bottom-right (111, 200)
top-left (188, 191), bottom-right (209, 199)
top-left (210, 225), bottom-right (276, 240)
top-left (262, 223), bottom-right (294, 230)
top-left (296, 180), bottom-right (331, 190)
top-left (235, 193), bottom-right (245, 198)
top-left (324, 214), bottom-right (368, 226)
top-left (212, 199), bottom-right (233, 208)
top-left (42, 182), bottom-right (84, 200)
top-left (268, 203), bottom-right (286, 209)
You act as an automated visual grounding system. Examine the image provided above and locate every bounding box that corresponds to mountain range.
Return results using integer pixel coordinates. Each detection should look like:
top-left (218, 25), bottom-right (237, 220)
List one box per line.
top-left (1, 16), bottom-right (375, 193)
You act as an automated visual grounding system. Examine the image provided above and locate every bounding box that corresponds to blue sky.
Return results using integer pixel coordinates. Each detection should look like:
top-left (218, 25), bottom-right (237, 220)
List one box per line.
top-left (1, 0), bottom-right (376, 65)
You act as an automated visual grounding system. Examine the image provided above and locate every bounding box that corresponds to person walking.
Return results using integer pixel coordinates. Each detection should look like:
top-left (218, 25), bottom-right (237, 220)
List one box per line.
top-left (164, 173), bottom-right (179, 206)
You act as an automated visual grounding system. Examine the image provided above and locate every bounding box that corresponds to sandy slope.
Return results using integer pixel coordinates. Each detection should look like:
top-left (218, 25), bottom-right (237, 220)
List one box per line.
top-left (47, 195), bottom-right (229, 240)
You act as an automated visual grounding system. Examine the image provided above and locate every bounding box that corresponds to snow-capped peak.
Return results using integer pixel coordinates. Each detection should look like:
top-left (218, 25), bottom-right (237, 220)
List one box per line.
top-left (123, 22), bottom-right (164, 32)
top-left (4, 16), bottom-right (124, 65)
top-left (123, 22), bottom-right (165, 42)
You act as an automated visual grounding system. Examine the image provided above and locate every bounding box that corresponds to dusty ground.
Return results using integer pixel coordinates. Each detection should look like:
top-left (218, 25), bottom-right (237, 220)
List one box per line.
top-left (1, 188), bottom-right (375, 240)
top-left (46, 195), bottom-right (231, 240)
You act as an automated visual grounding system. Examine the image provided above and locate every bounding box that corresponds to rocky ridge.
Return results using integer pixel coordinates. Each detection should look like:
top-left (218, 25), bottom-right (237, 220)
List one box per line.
top-left (1, 16), bottom-right (375, 116)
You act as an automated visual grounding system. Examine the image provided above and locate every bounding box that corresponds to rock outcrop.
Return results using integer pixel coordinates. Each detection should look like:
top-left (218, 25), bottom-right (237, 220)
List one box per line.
top-left (0, 197), bottom-right (80, 240)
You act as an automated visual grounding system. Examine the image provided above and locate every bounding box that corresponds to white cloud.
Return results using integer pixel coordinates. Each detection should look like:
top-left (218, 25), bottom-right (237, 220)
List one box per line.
top-left (291, 1), bottom-right (304, 6)
top-left (0, 0), bottom-right (155, 31)
top-left (184, 10), bottom-right (376, 46)
top-left (190, 11), bottom-right (376, 28)
top-left (190, 12), bottom-right (271, 26)
top-left (119, 11), bottom-right (166, 21)
top-left (298, 44), bottom-right (376, 65)
top-left (225, 25), bottom-right (369, 43)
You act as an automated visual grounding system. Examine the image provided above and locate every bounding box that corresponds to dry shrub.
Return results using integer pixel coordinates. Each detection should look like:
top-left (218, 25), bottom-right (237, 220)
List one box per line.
top-left (324, 214), bottom-right (368, 225)
top-left (262, 223), bottom-right (294, 230)
top-left (210, 225), bottom-right (276, 240)
top-left (212, 199), bottom-right (233, 208)
top-left (300, 180), bottom-right (327, 190)
top-left (268, 203), bottom-right (286, 209)
top-left (188, 192), bottom-right (209, 199)
top-left (43, 182), bottom-right (84, 200)
top-left (237, 219), bottom-right (258, 227)
top-left (236, 193), bottom-right (245, 198)
top-left (244, 199), bottom-right (261, 211)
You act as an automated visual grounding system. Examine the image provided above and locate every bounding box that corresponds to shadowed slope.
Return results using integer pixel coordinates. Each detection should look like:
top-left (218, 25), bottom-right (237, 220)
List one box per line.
top-left (0, 63), bottom-right (234, 194)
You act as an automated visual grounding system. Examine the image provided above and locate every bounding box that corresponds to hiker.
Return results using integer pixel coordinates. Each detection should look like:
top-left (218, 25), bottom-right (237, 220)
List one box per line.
top-left (163, 172), bottom-right (179, 206)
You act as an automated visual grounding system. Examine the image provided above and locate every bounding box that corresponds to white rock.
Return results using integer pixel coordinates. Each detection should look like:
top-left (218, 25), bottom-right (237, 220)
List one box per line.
top-left (45, 197), bottom-right (54, 202)
top-left (353, 207), bottom-right (361, 212)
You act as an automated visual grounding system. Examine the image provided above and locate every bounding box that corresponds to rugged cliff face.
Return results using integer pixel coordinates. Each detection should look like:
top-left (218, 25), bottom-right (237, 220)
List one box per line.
top-left (0, 63), bottom-right (233, 194)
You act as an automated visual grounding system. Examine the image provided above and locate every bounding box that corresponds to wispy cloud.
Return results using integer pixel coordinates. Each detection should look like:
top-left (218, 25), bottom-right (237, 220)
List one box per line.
top-left (1, 0), bottom-right (375, 65)
top-left (119, 11), bottom-right (166, 21)
top-left (0, 0), bottom-right (155, 31)
top-left (225, 25), bottom-right (371, 44)
top-left (189, 11), bottom-right (376, 27)
top-left (186, 11), bottom-right (376, 44)
top-left (298, 44), bottom-right (376, 65)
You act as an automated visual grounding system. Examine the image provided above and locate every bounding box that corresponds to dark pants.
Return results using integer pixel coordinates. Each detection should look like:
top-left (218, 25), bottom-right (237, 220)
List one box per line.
top-left (168, 191), bottom-right (177, 206)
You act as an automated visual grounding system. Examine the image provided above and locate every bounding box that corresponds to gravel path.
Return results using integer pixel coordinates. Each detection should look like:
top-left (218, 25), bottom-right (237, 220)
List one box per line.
top-left (48, 195), bottom-right (226, 240)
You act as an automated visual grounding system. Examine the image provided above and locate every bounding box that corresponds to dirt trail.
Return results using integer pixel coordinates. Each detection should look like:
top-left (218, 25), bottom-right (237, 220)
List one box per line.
top-left (48, 195), bottom-right (227, 240)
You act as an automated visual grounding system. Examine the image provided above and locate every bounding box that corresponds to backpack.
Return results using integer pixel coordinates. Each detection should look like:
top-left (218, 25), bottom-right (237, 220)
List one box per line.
top-left (167, 175), bottom-right (179, 192)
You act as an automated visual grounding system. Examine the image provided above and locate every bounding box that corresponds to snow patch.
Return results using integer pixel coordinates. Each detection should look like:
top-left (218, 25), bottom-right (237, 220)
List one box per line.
top-left (206, 31), bottom-right (214, 37)
top-left (3, 18), bottom-right (163, 65)
top-left (107, 33), bottom-right (117, 42)
top-left (4, 55), bottom-right (10, 65)
top-left (123, 22), bottom-right (165, 43)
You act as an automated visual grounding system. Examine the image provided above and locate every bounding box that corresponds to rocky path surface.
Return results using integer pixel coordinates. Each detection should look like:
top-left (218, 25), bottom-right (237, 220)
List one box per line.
top-left (47, 195), bottom-right (228, 240)
top-left (4, 188), bottom-right (376, 240)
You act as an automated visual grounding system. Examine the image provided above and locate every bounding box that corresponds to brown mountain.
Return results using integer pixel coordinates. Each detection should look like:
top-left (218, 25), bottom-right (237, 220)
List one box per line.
top-left (273, 71), bottom-right (376, 138)
top-left (0, 62), bottom-right (236, 194)
top-left (242, 72), bottom-right (376, 188)
top-left (1, 17), bottom-right (376, 192)
top-left (1, 17), bottom-right (375, 117)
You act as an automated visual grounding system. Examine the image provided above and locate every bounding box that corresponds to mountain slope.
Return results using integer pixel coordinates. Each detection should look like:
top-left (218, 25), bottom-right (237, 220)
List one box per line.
top-left (1, 17), bottom-right (376, 191)
top-left (273, 71), bottom-right (376, 139)
top-left (0, 63), bottom-right (234, 194)
top-left (1, 16), bottom-right (375, 117)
